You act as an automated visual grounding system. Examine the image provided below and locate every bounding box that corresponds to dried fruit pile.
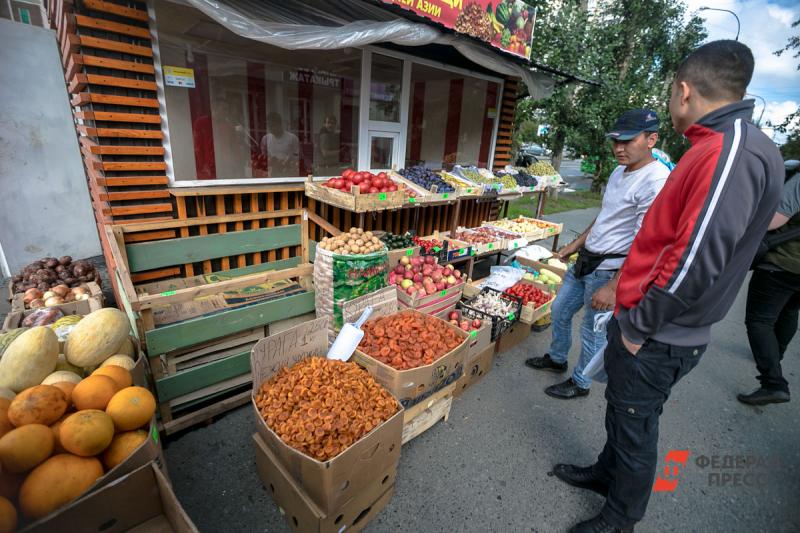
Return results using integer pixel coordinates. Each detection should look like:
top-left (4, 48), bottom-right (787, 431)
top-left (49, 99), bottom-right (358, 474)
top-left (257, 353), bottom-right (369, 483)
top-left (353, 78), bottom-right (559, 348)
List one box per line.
top-left (256, 357), bottom-right (398, 461)
top-left (359, 311), bottom-right (465, 370)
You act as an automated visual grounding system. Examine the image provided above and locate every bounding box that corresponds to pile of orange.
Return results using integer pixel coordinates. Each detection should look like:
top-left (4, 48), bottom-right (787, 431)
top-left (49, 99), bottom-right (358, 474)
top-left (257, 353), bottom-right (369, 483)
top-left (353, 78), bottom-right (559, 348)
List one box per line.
top-left (0, 364), bottom-right (156, 528)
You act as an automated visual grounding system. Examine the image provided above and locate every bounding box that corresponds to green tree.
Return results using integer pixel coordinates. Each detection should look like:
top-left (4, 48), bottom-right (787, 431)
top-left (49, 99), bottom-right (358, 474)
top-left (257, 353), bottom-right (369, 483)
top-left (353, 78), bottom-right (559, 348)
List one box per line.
top-left (773, 18), bottom-right (799, 133)
top-left (518, 0), bottom-right (706, 189)
top-left (781, 130), bottom-right (800, 160)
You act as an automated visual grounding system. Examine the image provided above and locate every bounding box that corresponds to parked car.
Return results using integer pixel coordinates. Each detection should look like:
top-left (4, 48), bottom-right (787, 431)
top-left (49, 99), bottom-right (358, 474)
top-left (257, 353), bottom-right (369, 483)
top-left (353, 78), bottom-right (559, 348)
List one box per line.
top-left (521, 143), bottom-right (546, 156)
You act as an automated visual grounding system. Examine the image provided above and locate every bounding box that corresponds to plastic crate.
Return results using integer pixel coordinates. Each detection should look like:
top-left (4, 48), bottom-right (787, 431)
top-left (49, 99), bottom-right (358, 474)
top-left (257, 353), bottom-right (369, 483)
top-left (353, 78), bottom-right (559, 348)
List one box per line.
top-left (458, 287), bottom-right (522, 341)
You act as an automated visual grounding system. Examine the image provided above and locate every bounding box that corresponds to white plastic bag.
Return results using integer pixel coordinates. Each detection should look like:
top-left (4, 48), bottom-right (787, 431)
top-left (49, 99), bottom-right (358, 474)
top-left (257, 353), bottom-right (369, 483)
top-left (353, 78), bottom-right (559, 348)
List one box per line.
top-left (475, 266), bottom-right (525, 292)
top-left (583, 312), bottom-right (613, 383)
top-left (515, 244), bottom-right (553, 261)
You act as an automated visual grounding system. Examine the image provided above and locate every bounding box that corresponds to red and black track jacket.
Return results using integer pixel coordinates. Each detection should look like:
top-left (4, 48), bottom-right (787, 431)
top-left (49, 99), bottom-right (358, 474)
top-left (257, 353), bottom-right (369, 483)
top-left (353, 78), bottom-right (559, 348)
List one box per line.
top-left (616, 100), bottom-right (784, 347)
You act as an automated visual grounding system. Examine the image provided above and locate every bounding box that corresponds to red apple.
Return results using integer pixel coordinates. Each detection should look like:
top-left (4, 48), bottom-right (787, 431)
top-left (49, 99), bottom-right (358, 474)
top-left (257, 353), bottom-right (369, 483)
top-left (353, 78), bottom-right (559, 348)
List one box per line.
top-left (449, 311), bottom-right (460, 321)
top-left (472, 319), bottom-right (482, 328)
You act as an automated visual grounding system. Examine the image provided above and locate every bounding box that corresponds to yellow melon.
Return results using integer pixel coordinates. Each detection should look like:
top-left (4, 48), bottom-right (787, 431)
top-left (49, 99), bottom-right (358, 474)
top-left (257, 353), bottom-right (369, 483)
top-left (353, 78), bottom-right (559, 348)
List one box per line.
top-left (59, 410), bottom-right (114, 457)
top-left (54, 354), bottom-right (83, 376)
top-left (105, 386), bottom-right (156, 431)
top-left (91, 365), bottom-right (132, 389)
top-left (0, 497), bottom-right (16, 533)
top-left (100, 354), bottom-right (136, 371)
top-left (0, 424), bottom-right (54, 473)
top-left (19, 454), bottom-right (103, 519)
top-left (7, 385), bottom-right (67, 427)
top-left (71, 375), bottom-right (119, 411)
top-left (41, 370), bottom-right (82, 386)
top-left (64, 308), bottom-right (130, 368)
top-left (102, 430), bottom-right (147, 470)
top-left (0, 327), bottom-right (58, 392)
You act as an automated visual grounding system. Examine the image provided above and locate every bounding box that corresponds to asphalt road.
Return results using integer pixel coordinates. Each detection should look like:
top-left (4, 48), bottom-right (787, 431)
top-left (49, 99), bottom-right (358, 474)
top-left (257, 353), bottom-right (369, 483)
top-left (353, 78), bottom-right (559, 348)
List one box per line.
top-left (164, 207), bottom-right (800, 533)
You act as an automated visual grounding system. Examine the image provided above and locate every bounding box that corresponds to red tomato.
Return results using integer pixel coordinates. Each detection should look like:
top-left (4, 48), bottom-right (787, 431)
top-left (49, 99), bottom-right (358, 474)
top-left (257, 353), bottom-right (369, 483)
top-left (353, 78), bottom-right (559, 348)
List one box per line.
top-left (342, 168), bottom-right (355, 178)
top-left (351, 174), bottom-right (363, 184)
top-left (358, 182), bottom-right (370, 194)
top-left (377, 172), bottom-right (388, 180)
top-left (388, 184), bottom-right (398, 192)
top-left (368, 186), bottom-right (380, 193)
top-left (343, 180), bottom-right (353, 191)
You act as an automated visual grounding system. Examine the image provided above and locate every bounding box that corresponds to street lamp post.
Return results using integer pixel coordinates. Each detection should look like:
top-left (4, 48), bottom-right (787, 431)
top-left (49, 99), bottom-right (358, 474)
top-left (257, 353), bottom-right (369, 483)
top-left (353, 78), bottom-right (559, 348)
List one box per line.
top-left (747, 93), bottom-right (766, 126)
top-left (698, 6), bottom-right (741, 41)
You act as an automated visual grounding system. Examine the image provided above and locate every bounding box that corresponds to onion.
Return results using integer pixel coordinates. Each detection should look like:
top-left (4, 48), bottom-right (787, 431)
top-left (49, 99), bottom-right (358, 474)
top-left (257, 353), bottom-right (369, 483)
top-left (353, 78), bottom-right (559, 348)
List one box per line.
top-left (42, 290), bottom-right (56, 301)
top-left (23, 288), bottom-right (43, 304)
top-left (44, 296), bottom-right (64, 307)
top-left (29, 298), bottom-right (45, 309)
top-left (51, 285), bottom-right (70, 297)
top-left (71, 286), bottom-right (88, 297)
top-left (79, 293), bottom-right (90, 301)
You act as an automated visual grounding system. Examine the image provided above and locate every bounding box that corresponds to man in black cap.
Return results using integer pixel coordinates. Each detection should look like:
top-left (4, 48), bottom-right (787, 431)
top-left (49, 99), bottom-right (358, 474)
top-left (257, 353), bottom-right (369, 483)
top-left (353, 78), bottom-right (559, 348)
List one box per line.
top-left (526, 109), bottom-right (669, 399)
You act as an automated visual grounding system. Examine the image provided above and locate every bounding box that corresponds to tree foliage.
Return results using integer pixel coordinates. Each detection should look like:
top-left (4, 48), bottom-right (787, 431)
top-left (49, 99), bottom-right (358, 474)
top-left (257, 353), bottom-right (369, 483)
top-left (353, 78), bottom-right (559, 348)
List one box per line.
top-left (772, 18), bottom-right (800, 134)
top-left (518, 0), bottom-right (706, 188)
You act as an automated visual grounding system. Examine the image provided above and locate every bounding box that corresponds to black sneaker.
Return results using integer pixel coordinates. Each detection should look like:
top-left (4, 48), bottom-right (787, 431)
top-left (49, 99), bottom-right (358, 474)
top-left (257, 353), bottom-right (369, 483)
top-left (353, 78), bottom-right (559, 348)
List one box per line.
top-left (545, 378), bottom-right (590, 399)
top-left (737, 388), bottom-right (790, 406)
top-left (551, 464), bottom-right (609, 497)
top-left (568, 514), bottom-right (633, 533)
top-left (525, 354), bottom-right (567, 373)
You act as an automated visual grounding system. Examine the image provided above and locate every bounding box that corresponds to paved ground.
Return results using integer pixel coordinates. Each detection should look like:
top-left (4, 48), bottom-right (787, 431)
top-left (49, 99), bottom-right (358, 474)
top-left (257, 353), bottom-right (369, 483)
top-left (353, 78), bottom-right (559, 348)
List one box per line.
top-left (163, 208), bottom-right (800, 533)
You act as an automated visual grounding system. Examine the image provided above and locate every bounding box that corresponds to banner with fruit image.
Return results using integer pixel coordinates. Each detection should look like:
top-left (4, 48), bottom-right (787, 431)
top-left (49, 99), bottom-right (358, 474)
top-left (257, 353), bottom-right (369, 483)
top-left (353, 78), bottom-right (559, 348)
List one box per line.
top-left (381, 0), bottom-right (535, 59)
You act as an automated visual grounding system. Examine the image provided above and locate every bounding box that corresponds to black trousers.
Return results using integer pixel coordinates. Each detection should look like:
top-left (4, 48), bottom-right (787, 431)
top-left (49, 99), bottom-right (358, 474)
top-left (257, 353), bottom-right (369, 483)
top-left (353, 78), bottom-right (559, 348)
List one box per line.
top-left (745, 268), bottom-right (800, 393)
top-left (593, 319), bottom-right (704, 528)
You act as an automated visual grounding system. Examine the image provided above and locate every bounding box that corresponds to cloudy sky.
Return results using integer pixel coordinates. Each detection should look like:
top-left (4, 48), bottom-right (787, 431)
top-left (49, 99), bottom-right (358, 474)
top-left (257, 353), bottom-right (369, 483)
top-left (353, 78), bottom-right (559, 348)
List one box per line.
top-left (684, 0), bottom-right (799, 142)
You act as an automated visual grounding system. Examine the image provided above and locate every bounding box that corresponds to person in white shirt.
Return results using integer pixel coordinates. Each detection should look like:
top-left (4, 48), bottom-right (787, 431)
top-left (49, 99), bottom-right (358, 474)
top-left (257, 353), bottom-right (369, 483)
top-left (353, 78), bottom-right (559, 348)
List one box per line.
top-left (260, 112), bottom-right (300, 178)
top-left (526, 109), bottom-right (670, 399)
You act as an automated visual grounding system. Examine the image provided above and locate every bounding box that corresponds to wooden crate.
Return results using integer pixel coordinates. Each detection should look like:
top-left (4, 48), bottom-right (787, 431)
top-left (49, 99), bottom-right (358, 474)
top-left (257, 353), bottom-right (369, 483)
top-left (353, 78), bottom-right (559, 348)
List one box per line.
top-left (2, 284), bottom-right (104, 331)
top-left (389, 171), bottom-right (456, 205)
top-left (450, 227), bottom-right (503, 256)
top-left (304, 176), bottom-right (406, 213)
top-left (401, 382), bottom-right (455, 444)
top-left (105, 209), bottom-right (317, 434)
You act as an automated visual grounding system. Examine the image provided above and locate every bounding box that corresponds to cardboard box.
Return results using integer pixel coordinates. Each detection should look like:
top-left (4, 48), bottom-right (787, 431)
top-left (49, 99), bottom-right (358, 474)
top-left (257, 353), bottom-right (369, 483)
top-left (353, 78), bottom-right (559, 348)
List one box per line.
top-left (23, 463), bottom-right (194, 533)
top-left (254, 433), bottom-right (394, 533)
top-left (395, 282), bottom-right (465, 313)
top-left (509, 280), bottom-right (558, 324)
top-left (515, 256), bottom-right (568, 284)
top-left (454, 345), bottom-right (494, 397)
top-left (450, 227), bottom-right (503, 256)
top-left (387, 245), bottom-right (420, 268)
top-left (495, 321), bottom-right (532, 354)
top-left (444, 308), bottom-right (492, 357)
top-left (352, 309), bottom-right (469, 409)
top-left (251, 318), bottom-right (403, 515)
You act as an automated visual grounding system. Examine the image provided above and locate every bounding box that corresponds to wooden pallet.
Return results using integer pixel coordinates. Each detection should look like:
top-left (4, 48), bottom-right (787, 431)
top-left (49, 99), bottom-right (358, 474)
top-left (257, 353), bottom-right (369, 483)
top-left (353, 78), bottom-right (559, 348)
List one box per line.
top-left (106, 211), bottom-right (317, 433)
top-left (401, 382), bottom-right (455, 444)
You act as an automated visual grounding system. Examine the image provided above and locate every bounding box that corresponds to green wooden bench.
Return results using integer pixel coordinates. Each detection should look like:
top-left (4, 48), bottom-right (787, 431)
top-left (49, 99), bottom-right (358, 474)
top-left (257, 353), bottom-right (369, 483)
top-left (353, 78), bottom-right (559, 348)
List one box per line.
top-left (106, 209), bottom-right (316, 434)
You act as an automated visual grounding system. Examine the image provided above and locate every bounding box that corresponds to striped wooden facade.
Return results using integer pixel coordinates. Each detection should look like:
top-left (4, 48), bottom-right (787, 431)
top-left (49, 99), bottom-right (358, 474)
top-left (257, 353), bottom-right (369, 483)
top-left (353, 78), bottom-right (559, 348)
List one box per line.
top-left (492, 77), bottom-right (518, 170)
top-left (46, 0), bottom-right (520, 296)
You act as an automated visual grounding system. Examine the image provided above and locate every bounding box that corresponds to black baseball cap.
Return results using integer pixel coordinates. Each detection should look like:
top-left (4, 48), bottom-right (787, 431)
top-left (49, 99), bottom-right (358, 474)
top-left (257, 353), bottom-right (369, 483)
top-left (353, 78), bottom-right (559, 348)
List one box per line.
top-left (606, 109), bottom-right (660, 141)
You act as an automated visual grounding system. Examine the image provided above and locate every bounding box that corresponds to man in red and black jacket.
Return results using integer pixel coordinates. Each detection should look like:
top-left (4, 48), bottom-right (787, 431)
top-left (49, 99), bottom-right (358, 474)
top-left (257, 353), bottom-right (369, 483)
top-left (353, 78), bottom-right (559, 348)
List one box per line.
top-left (554, 41), bottom-right (784, 533)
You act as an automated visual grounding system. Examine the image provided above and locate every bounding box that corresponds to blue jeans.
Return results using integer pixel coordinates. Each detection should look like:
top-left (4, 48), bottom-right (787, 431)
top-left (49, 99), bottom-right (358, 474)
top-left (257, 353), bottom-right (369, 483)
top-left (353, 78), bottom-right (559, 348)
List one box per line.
top-left (547, 267), bottom-right (615, 389)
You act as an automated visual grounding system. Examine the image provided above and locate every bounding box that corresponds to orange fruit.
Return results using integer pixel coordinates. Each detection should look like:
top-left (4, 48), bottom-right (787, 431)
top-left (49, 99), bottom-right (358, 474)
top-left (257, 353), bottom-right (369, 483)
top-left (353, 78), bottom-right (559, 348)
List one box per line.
top-left (0, 424), bottom-right (54, 473)
top-left (19, 454), bottom-right (103, 519)
top-left (7, 385), bottom-right (67, 427)
top-left (105, 387), bottom-right (155, 431)
top-left (102, 430), bottom-right (147, 470)
top-left (71, 375), bottom-right (119, 411)
top-left (91, 366), bottom-right (132, 389)
top-left (58, 410), bottom-right (114, 457)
